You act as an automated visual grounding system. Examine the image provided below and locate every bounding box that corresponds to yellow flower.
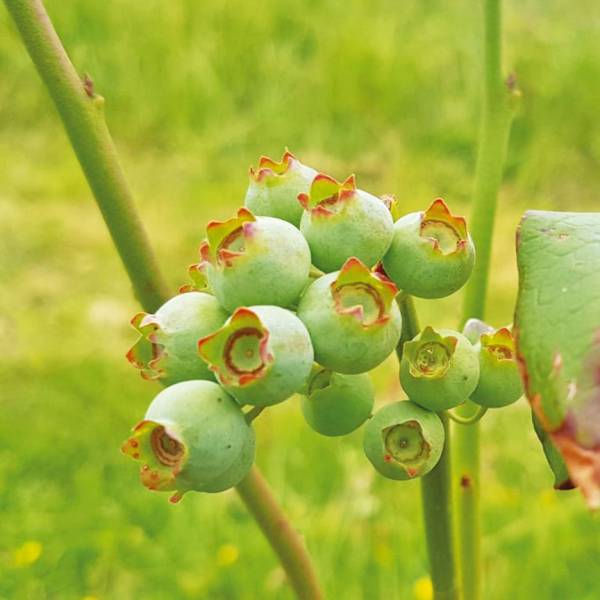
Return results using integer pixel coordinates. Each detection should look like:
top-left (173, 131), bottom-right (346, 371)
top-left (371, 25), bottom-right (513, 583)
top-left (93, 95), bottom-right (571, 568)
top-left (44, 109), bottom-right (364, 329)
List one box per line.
top-left (216, 544), bottom-right (239, 568)
top-left (413, 576), bottom-right (433, 600)
top-left (13, 541), bottom-right (42, 567)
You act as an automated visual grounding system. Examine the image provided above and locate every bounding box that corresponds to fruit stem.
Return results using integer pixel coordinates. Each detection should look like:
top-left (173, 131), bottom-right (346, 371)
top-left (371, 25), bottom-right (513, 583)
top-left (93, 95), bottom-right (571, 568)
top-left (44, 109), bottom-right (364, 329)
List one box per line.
top-left (236, 466), bottom-right (323, 600)
top-left (245, 406), bottom-right (265, 424)
top-left (3, 0), bottom-right (170, 313)
top-left (455, 1), bottom-right (519, 598)
top-left (397, 294), bottom-right (459, 600)
top-left (5, 2), bottom-right (323, 597)
top-left (447, 406), bottom-right (488, 426)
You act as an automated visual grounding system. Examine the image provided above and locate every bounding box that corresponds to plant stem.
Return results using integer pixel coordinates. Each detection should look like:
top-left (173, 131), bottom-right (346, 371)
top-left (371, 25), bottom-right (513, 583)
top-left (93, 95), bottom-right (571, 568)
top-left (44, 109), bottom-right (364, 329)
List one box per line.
top-left (236, 467), bottom-right (323, 600)
top-left (5, 2), bottom-right (323, 597)
top-left (397, 295), bottom-right (459, 600)
top-left (455, 1), bottom-right (519, 598)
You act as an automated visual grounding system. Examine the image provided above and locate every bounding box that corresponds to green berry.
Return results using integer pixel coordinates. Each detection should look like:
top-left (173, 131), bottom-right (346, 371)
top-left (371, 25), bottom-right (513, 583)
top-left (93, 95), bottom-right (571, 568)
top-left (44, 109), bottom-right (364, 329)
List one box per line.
top-left (400, 326), bottom-right (480, 411)
top-left (198, 305), bottom-right (314, 407)
top-left (126, 292), bottom-right (228, 385)
top-left (470, 327), bottom-right (523, 408)
top-left (383, 198), bottom-right (475, 298)
top-left (245, 150), bottom-right (317, 227)
top-left (363, 400), bottom-right (445, 480)
top-left (301, 367), bottom-right (374, 436)
top-left (299, 173), bottom-right (394, 273)
top-left (297, 258), bottom-right (402, 374)
top-left (196, 207), bottom-right (311, 312)
top-left (121, 380), bottom-right (255, 502)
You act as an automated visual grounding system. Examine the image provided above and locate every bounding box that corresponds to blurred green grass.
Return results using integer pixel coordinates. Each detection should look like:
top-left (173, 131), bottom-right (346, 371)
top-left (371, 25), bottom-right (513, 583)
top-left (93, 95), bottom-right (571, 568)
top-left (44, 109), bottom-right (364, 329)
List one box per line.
top-left (1, 0), bottom-right (600, 598)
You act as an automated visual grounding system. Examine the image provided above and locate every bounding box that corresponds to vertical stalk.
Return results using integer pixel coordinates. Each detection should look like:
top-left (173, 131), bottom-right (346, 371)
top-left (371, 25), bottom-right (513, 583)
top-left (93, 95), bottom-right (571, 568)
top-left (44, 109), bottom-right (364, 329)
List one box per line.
top-left (4, 2), bottom-right (323, 598)
top-left (455, 1), bottom-right (519, 598)
top-left (398, 295), bottom-right (459, 600)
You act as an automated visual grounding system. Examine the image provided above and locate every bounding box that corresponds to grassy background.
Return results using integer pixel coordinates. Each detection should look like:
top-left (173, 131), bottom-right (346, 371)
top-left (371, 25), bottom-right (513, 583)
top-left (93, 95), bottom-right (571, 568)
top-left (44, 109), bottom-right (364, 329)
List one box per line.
top-left (1, 0), bottom-right (600, 598)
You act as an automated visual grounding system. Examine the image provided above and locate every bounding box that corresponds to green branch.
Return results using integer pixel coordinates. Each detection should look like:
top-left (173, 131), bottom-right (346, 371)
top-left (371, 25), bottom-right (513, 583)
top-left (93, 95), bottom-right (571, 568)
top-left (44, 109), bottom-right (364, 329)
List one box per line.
top-left (4, 2), bottom-right (323, 598)
top-left (397, 295), bottom-right (459, 600)
top-left (455, 1), bottom-right (519, 598)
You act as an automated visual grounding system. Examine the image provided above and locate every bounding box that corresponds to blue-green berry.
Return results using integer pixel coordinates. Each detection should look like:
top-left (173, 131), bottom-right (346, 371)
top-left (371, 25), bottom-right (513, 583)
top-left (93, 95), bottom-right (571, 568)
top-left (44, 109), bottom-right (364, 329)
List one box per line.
top-left (121, 380), bottom-right (255, 502)
top-left (301, 367), bottom-right (374, 436)
top-left (196, 208), bottom-right (311, 311)
top-left (363, 401), bottom-right (445, 480)
top-left (245, 150), bottom-right (317, 227)
top-left (297, 258), bottom-right (402, 374)
top-left (383, 199), bottom-right (475, 298)
top-left (126, 291), bottom-right (228, 385)
top-left (400, 326), bottom-right (480, 411)
top-left (299, 173), bottom-right (394, 273)
top-left (198, 305), bottom-right (314, 407)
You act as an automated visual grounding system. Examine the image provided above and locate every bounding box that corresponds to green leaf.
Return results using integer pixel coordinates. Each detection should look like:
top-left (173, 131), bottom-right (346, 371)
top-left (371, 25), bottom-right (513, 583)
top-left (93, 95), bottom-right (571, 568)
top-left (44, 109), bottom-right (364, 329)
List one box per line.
top-left (515, 210), bottom-right (600, 508)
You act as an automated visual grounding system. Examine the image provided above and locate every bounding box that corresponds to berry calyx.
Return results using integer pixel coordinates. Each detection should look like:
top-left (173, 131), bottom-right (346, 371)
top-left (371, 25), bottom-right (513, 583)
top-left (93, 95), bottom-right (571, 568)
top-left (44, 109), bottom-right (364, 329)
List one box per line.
top-left (195, 207), bottom-right (311, 311)
top-left (126, 292), bottom-right (228, 385)
top-left (121, 380), bottom-right (255, 501)
top-left (470, 327), bottom-right (523, 408)
top-left (382, 199), bottom-right (475, 298)
top-left (301, 367), bottom-right (374, 437)
top-left (297, 257), bottom-right (402, 374)
top-left (198, 305), bottom-right (314, 406)
top-left (363, 400), bottom-right (445, 480)
top-left (400, 326), bottom-right (480, 411)
top-left (245, 150), bottom-right (317, 226)
top-left (298, 173), bottom-right (394, 273)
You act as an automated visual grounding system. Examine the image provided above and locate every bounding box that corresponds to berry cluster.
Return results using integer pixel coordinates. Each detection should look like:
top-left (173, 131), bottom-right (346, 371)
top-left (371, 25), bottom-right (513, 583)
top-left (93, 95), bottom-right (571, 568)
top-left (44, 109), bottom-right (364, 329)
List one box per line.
top-left (121, 151), bottom-right (523, 502)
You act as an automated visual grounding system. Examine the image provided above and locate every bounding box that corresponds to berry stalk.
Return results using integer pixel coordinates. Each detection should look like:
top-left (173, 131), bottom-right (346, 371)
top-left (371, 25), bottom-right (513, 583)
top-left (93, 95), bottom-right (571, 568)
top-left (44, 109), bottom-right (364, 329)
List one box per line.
top-left (455, 1), bottom-right (520, 598)
top-left (5, 2), bottom-right (323, 597)
top-left (397, 295), bottom-right (459, 600)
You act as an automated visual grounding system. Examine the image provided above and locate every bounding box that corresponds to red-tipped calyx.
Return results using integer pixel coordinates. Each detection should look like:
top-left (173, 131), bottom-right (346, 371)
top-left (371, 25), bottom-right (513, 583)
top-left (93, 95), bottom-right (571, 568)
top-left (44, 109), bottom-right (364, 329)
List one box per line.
top-left (331, 257), bottom-right (398, 327)
top-left (420, 198), bottom-right (469, 255)
top-left (249, 150), bottom-right (296, 182)
top-left (298, 173), bottom-right (356, 216)
top-left (198, 307), bottom-right (274, 386)
top-left (126, 312), bottom-right (166, 380)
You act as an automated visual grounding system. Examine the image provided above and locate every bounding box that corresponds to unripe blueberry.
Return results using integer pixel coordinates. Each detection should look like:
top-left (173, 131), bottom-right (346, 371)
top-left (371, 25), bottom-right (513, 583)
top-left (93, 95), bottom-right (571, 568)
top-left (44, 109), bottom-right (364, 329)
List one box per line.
top-left (126, 292), bottom-right (228, 385)
top-left (470, 327), bottom-right (523, 408)
top-left (244, 150), bottom-right (318, 227)
top-left (363, 400), bottom-right (445, 480)
top-left (297, 257), bottom-right (402, 374)
top-left (195, 207), bottom-right (311, 312)
top-left (301, 367), bottom-right (374, 436)
top-left (198, 305), bottom-right (314, 407)
top-left (400, 326), bottom-right (480, 411)
top-left (121, 380), bottom-right (255, 502)
top-left (382, 199), bottom-right (475, 298)
top-left (298, 173), bottom-right (394, 273)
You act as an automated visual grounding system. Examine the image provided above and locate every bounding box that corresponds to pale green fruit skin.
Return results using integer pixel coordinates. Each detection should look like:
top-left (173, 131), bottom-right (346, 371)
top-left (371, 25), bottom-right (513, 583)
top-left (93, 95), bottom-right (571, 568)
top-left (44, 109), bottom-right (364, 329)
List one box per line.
top-left (300, 190), bottom-right (394, 273)
top-left (154, 292), bottom-right (229, 385)
top-left (301, 370), bottom-right (374, 436)
top-left (145, 380), bottom-right (255, 493)
top-left (363, 401), bottom-right (445, 480)
top-left (470, 343), bottom-right (523, 408)
top-left (383, 212), bottom-right (475, 298)
top-left (400, 329), bottom-right (480, 411)
top-left (245, 162), bottom-right (317, 227)
top-left (296, 272), bottom-right (402, 374)
top-left (219, 306), bottom-right (314, 407)
top-left (206, 216), bottom-right (311, 312)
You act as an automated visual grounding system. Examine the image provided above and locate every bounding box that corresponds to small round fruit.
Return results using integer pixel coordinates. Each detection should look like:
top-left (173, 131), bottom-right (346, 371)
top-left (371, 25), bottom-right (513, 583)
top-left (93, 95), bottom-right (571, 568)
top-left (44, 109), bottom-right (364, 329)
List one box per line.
top-left (470, 327), bottom-right (523, 408)
top-left (195, 207), bottom-right (311, 311)
top-left (297, 257), bottom-right (402, 374)
top-left (299, 173), bottom-right (394, 273)
top-left (363, 400), bottom-right (445, 480)
top-left (400, 326), bottom-right (480, 411)
top-left (383, 198), bottom-right (475, 298)
top-left (121, 380), bottom-right (255, 502)
top-left (126, 291), bottom-right (228, 385)
top-left (198, 305), bottom-right (314, 407)
top-left (245, 150), bottom-right (317, 227)
top-left (301, 367), bottom-right (374, 436)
